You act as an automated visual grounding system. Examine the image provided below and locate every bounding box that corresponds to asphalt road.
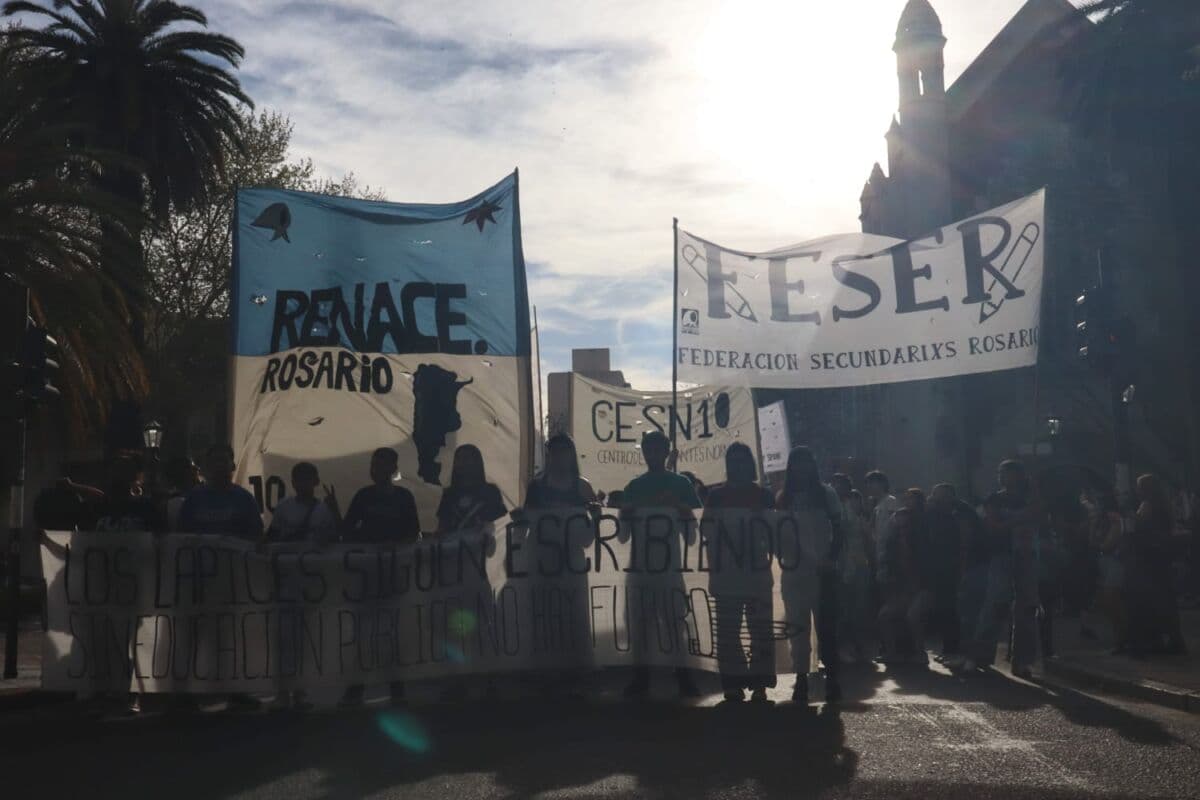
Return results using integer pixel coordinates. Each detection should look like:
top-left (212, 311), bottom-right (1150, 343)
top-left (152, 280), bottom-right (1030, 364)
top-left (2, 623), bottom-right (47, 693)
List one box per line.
top-left (2, 665), bottom-right (1198, 799)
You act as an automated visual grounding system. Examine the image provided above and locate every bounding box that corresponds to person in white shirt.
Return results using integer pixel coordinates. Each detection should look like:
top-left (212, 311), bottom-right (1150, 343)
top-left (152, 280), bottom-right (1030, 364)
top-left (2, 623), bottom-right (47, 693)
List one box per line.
top-left (864, 471), bottom-right (901, 564)
top-left (267, 462), bottom-right (337, 544)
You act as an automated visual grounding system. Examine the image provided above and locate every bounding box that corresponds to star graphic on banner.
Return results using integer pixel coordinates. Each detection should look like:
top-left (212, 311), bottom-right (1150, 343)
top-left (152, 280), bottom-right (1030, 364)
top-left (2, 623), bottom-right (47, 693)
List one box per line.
top-left (463, 199), bottom-right (502, 232)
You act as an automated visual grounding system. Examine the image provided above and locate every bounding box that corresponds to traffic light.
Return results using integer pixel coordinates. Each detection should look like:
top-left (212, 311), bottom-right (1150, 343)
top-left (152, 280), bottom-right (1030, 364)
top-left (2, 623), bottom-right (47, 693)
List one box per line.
top-left (1075, 286), bottom-right (1136, 374)
top-left (1075, 286), bottom-right (1114, 368)
top-left (16, 319), bottom-right (60, 403)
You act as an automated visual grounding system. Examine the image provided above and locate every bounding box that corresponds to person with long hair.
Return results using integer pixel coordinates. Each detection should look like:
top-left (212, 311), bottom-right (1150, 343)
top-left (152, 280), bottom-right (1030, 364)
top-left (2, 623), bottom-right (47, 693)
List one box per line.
top-left (436, 444), bottom-right (507, 534)
top-left (526, 434), bottom-right (598, 510)
top-left (705, 442), bottom-right (776, 703)
top-left (522, 433), bottom-right (598, 697)
top-left (776, 446), bottom-right (844, 705)
top-left (1125, 474), bottom-right (1186, 655)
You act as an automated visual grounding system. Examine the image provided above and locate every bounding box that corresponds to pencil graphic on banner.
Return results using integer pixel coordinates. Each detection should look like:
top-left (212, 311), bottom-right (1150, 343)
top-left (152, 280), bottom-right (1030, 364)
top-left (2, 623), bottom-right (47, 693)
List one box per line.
top-left (681, 244), bottom-right (758, 322)
top-left (979, 222), bottom-right (1041, 323)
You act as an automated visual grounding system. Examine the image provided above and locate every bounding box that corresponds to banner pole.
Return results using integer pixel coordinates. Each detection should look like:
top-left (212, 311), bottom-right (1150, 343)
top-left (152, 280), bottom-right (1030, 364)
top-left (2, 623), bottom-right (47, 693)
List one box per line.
top-left (671, 218), bottom-right (679, 468)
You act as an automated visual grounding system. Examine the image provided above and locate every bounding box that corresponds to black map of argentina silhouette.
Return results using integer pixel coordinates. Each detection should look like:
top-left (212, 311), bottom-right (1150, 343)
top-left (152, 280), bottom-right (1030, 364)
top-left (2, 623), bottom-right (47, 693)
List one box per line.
top-left (412, 364), bottom-right (473, 485)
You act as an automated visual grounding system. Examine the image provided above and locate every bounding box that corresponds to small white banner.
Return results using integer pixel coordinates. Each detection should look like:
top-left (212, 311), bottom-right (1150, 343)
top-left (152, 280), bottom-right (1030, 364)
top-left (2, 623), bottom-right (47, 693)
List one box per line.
top-left (757, 401), bottom-right (791, 475)
top-left (569, 374), bottom-right (760, 493)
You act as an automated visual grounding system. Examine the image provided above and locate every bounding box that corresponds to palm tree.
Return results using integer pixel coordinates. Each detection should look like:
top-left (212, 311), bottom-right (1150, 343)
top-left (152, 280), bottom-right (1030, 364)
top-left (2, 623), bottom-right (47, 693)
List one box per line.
top-left (2, 0), bottom-right (251, 345)
top-left (0, 37), bottom-right (147, 431)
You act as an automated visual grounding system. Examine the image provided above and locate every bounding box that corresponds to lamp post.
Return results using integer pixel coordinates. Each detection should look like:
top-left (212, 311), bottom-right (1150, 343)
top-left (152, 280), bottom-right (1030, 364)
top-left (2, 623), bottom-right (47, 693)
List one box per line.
top-left (142, 420), bottom-right (164, 497)
top-left (1046, 416), bottom-right (1063, 439)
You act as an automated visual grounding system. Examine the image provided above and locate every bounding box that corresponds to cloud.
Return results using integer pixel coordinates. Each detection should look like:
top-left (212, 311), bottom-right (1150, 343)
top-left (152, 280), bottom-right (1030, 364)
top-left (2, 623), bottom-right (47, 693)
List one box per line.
top-left (194, 0), bottom-right (1034, 385)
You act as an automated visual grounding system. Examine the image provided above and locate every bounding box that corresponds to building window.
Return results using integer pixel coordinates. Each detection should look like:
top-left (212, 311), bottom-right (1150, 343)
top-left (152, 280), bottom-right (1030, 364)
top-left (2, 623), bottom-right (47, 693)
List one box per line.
top-left (918, 69), bottom-right (925, 96)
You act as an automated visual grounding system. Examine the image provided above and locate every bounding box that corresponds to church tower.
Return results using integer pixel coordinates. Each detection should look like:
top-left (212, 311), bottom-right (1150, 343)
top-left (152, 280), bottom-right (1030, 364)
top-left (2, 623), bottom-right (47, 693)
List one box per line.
top-left (862, 0), bottom-right (952, 238)
top-left (892, 0), bottom-right (952, 235)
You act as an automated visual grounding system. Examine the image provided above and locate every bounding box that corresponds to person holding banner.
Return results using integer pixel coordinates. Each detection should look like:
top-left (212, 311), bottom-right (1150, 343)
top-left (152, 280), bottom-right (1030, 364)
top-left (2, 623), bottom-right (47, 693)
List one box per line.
top-left (525, 434), bottom-right (599, 511)
top-left (179, 444), bottom-right (263, 540)
top-left (336, 448), bottom-right (421, 545)
top-left (436, 445), bottom-right (508, 534)
top-left (620, 430), bottom-right (703, 699)
top-left (776, 447), bottom-right (844, 705)
top-left (704, 442), bottom-right (776, 704)
top-left (177, 443), bottom-right (264, 711)
top-left (266, 462), bottom-right (337, 544)
top-left (435, 444), bottom-right (506, 701)
top-left (336, 447), bottom-right (420, 708)
top-left (522, 433), bottom-right (599, 696)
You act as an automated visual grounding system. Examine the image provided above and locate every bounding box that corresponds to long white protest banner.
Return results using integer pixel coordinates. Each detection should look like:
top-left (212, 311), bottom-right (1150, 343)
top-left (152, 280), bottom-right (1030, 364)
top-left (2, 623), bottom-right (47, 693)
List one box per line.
top-left (231, 174), bottom-right (533, 530)
top-left (676, 189), bottom-right (1044, 388)
top-left (569, 375), bottom-right (759, 493)
top-left (40, 510), bottom-right (823, 693)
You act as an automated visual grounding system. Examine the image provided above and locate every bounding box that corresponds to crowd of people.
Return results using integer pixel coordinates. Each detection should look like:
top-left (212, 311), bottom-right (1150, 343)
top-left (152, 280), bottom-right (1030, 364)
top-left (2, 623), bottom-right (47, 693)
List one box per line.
top-left (31, 431), bottom-right (1196, 712)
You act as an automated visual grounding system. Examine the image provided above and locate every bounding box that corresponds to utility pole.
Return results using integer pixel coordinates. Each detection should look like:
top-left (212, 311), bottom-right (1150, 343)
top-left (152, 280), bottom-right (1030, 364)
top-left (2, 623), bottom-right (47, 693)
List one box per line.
top-left (4, 287), bottom-right (59, 679)
top-left (1075, 277), bottom-right (1137, 509)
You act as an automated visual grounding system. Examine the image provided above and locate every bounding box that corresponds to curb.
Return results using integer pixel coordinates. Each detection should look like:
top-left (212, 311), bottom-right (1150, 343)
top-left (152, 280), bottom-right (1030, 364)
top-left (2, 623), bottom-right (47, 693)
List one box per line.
top-left (0, 688), bottom-right (73, 713)
top-left (1042, 658), bottom-right (1200, 714)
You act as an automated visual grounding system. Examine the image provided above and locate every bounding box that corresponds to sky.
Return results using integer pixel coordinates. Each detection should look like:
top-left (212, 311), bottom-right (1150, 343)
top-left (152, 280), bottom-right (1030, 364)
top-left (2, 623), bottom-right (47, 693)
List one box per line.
top-left (198, 0), bottom-right (1035, 390)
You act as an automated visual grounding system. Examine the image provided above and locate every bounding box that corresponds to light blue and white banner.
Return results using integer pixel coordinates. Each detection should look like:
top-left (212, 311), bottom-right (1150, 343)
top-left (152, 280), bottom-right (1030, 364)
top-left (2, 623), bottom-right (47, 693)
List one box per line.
top-left (231, 173), bottom-right (533, 529)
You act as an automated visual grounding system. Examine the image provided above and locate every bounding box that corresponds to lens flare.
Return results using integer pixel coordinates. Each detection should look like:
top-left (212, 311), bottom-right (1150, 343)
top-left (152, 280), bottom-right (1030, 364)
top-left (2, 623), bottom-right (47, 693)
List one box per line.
top-left (376, 711), bottom-right (431, 754)
top-left (449, 609), bottom-right (477, 637)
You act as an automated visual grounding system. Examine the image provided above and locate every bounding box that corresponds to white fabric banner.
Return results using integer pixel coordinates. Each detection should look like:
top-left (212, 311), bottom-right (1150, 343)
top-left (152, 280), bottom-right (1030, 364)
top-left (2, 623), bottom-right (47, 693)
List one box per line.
top-left (676, 190), bottom-right (1045, 388)
top-left (568, 374), bottom-right (759, 493)
top-left (231, 353), bottom-right (527, 532)
top-left (231, 175), bottom-right (533, 530)
top-left (757, 400), bottom-right (791, 475)
top-left (39, 509), bottom-right (821, 693)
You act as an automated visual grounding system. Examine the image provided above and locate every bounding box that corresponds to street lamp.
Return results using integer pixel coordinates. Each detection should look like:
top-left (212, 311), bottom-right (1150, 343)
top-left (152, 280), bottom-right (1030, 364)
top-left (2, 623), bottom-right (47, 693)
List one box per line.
top-left (142, 420), bottom-right (164, 451)
top-left (1046, 416), bottom-right (1063, 438)
top-left (142, 421), bottom-right (164, 497)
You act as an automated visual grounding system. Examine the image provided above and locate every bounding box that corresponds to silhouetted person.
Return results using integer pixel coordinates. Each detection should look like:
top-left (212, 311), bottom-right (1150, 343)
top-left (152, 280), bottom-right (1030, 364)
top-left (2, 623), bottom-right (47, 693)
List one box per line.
top-left (1125, 474), bottom-right (1186, 655)
top-left (965, 460), bottom-right (1040, 678)
top-left (178, 444), bottom-right (263, 540)
top-left (337, 448), bottom-right (420, 544)
top-left (620, 430), bottom-right (702, 700)
top-left (162, 456), bottom-right (201, 531)
top-left (704, 442), bottom-right (775, 703)
top-left (927, 483), bottom-right (974, 661)
top-left (94, 453), bottom-right (164, 533)
top-left (877, 497), bottom-right (932, 666)
top-left (776, 446), bottom-right (843, 705)
top-left (177, 443), bottom-right (264, 710)
top-left (266, 462), bottom-right (337, 544)
top-left (33, 472), bottom-right (102, 532)
top-left (436, 444), bottom-right (506, 701)
top-left (335, 447), bottom-right (421, 708)
top-left (521, 433), bottom-right (599, 696)
top-left (436, 444), bottom-right (507, 533)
